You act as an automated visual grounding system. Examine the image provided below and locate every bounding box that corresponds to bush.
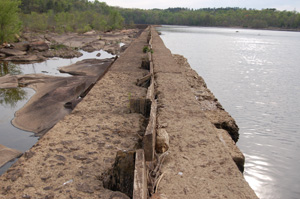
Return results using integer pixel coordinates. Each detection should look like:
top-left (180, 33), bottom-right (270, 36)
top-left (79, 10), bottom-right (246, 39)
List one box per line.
top-left (0, 0), bottom-right (22, 44)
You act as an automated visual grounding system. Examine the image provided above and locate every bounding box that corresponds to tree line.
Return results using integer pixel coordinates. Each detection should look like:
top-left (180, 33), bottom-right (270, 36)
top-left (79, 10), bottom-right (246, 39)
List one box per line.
top-left (19, 0), bottom-right (124, 33)
top-left (119, 7), bottom-right (300, 29)
top-left (1, 0), bottom-right (300, 44)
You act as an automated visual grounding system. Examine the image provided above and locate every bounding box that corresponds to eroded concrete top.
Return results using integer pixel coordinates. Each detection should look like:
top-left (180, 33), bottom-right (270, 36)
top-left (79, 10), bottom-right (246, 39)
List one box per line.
top-left (0, 27), bottom-right (257, 199)
top-left (151, 27), bottom-right (257, 199)
top-left (0, 29), bottom-right (149, 199)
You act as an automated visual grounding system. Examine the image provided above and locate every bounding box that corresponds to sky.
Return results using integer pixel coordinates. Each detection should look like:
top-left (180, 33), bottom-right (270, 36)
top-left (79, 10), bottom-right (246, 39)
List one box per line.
top-left (98, 0), bottom-right (300, 12)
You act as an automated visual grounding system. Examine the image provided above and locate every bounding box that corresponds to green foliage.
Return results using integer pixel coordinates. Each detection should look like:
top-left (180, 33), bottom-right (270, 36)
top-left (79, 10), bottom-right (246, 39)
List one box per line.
top-left (143, 46), bottom-right (149, 53)
top-left (18, 0), bottom-right (300, 33)
top-left (50, 43), bottom-right (67, 50)
top-left (0, 0), bottom-right (22, 44)
top-left (143, 46), bottom-right (153, 53)
top-left (119, 7), bottom-right (300, 29)
top-left (19, 0), bottom-right (125, 33)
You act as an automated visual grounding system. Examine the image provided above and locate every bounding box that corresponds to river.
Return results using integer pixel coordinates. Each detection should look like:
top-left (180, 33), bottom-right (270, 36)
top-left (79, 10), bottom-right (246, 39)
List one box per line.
top-left (156, 26), bottom-right (300, 199)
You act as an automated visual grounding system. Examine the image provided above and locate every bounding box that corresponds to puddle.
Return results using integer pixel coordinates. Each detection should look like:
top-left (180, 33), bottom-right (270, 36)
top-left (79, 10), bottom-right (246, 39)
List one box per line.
top-left (17, 50), bottom-right (114, 76)
top-left (0, 49), bottom-right (114, 175)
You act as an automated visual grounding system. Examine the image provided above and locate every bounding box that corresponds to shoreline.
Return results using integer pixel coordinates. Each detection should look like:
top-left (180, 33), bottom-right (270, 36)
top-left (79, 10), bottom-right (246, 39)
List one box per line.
top-left (159, 24), bottom-right (300, 32)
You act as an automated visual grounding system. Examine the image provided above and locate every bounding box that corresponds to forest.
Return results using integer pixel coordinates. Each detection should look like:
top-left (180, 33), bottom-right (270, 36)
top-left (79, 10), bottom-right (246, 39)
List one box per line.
top-left (1, 0), bottom-right (300, 43)
top-left (18, 0), bottom-right (124, 33)
top-left (120, 7), bottom-right (300, 29)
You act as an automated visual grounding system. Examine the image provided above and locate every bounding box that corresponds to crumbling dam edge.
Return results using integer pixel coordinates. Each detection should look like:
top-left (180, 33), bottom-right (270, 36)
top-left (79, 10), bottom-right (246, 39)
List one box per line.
top-left (0, 27), bottom-right (257, 199)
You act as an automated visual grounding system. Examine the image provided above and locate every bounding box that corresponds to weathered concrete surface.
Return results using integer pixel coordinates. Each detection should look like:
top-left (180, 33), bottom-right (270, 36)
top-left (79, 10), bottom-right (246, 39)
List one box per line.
top-left (151, 27), bottom-right (258, 198)
top-left (133, 149), bottom-right (147, 199)
top-left (173, 54), bottom-right (244, 171)
top-left (0, 29), bottom-right (149, 199)
top-left (0, 145), bottom-right (22, 168)
top-left (0, 27), bottom-right (257, 199)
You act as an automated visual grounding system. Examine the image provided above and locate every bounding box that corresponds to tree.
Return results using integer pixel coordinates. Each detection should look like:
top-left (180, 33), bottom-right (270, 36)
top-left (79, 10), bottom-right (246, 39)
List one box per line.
top-left (0, 0), bottom-right (21, 44)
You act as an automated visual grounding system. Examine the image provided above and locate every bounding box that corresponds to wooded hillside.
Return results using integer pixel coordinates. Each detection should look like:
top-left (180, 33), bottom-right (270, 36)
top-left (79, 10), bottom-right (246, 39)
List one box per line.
top-left (19, 0), bottom-right (124, 32)
top-left (119, 7), bottom-right (300, 29)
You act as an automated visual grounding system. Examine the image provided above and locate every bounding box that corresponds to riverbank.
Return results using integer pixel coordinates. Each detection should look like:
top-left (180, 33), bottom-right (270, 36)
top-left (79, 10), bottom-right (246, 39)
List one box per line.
top-left (0, 27), bottom-right (257, 198)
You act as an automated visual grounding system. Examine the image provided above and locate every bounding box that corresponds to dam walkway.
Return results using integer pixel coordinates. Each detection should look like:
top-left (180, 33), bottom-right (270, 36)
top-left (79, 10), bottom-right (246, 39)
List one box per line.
top-left (0, 27), bottom-right (257, 199)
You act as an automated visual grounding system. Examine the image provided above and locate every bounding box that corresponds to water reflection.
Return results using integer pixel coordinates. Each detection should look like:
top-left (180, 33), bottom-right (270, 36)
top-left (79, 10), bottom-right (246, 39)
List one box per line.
top-left (0, 88), bottom-right (27, 108)
top-left (0, 61), bottom-right (22, 76)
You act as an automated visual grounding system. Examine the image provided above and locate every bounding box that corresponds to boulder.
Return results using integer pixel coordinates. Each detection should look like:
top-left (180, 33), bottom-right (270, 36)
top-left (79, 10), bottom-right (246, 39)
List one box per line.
top-left (155, 129), bottom-right (169, 153)
top-left (81, 44), bottom-right (95, 52)
top-left (29, 41), bottom-right (49, 52)
top-left (0, 144), bottom-right (22, 168)
top-left (0, 48), bottom-right (26, 56)
top-left (13, 41), bottom-right (30, 51)
top-left (4, 54), bottom-right (45, 62)
top-left (43, 48), bottom-right (82, 58)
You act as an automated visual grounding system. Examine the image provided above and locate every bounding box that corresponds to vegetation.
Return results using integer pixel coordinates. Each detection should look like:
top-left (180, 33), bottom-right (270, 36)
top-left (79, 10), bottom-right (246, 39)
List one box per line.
top-left (0, 0), bottom-right (22, 43)
top-left (19, 0), bottom-right (124, 33)
top-left (119, 7), bottom-right (300, 29)
top-left (1, 0), bottom-right (300, 41)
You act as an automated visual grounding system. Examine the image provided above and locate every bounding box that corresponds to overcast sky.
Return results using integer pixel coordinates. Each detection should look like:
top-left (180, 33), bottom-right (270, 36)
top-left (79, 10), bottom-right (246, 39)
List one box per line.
top-left (98, 0), bottom-right (300, 11)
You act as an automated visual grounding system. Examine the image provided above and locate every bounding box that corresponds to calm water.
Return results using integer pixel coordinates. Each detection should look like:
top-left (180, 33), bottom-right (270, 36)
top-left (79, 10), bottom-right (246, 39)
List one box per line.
top-left (157, 26), bottom-right (300, 199)
top-left (0, 50), bottom-right (114, 175)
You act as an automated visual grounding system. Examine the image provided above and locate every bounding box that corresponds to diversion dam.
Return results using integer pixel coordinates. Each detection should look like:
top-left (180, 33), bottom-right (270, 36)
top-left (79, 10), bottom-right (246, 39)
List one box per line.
top-left (0, 27), bottom-right (257, 199)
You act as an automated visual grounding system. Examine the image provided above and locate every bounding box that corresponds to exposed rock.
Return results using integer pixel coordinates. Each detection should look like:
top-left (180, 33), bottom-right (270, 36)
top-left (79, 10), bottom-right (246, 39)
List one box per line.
top-left (59, 58), bottom-right (114, 76)
top-left (155, 128), bottom-right (169, 153)
top-left (0, 74), bottom-right (19, 87)
top-left (4, 54), bottom-right (45, 62)
top-left (103, 44), bottom-right (120, 55)
top-left (29, 41), bottom-right (49, 52)
top-left (82, 41), bottom-right (106, 52)
top-left (81, 45), bottom-right (95, 52)
top-left (13, 41), bottom-right (30, 51)
top-left (83, 30), bottom-right (97, 35)
top-left (0, 53), bottom-right (5, 58)
top-left (0, 144), bottom-right (22, 168)
top-left (0, 48), bottom-right (26, 56)
top-left (42, 48), bottom-right (82, 58)
top-left (2, 59), bottom-right (115, 135)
